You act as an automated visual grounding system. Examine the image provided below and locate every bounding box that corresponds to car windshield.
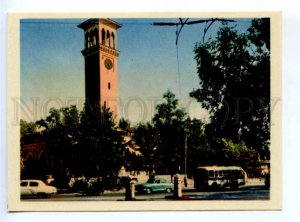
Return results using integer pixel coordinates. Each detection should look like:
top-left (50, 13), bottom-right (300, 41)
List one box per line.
top-left (146, 179), bottom-right (155, 183)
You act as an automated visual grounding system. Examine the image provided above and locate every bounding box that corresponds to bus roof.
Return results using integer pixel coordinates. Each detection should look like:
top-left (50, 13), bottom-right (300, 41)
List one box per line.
top-left (196, 166), bottom-right (244, 171)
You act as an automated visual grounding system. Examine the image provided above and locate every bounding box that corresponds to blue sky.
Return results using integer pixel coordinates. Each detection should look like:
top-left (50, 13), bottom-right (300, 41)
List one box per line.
top-left (20, 18), bottom-right (252, 124)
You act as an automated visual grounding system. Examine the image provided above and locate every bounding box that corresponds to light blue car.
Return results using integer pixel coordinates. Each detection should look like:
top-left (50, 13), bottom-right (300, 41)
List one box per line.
top-left (135, 178), bottom-right (174, 194)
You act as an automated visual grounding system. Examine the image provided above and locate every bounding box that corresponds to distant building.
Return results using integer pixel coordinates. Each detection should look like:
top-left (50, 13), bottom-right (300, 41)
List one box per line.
top-left (21, 141), bottom-right (54, 179)
top-left (78, 18), bottom-right (122, 121)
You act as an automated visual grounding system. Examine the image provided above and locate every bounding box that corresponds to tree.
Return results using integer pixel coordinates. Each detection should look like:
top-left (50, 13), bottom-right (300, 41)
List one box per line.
top-left (20, 119), bottom-right (38, 145)
top-left (20, 119), bottom-right (37, 137)
top-left (36, 106), bottom-right (80, 160)
top-left (30, 106), bottom-right (81, 184)
top-left (215, 138), bottom-right (257, 174)
top-left (119, 118), bottom-right (131, 130)
top-left (26, 104), bottom-right (126, 182)
top-left (117, 118), bottom-right (142, 174)
top-left (190, 18), bottom-right (270, 158)
top-left (153, 90), bottom-right (188, 174)
top-left (184, 118), bottom-right (214, 172)
top-left (133, 122), bottom-right (160, 175)
top-left (78, 104), bottom-right (126, 177)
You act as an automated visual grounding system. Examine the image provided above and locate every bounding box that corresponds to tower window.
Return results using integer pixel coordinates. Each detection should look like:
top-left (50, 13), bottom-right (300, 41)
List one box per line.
top-left (93, 28), bottom-right (99, 45)
top-left (108, 82), bottom-right (111, 90)
top-left (92, 35), bottom-right (96, 46)
top-left (101, 28), bottom-right (105, 45)
top-left (85, 33), bottom-right (88, 48)
top-left (106, 31), bottom-right (110, 47)
top-left (87, 34), bottom-right (91, 48)
top-left (112, 33), bottom-right (115, 49)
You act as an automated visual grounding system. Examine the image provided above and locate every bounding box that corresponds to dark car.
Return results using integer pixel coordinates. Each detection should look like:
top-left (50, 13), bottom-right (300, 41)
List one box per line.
top-left (135, 178), bottom-right (174, 194)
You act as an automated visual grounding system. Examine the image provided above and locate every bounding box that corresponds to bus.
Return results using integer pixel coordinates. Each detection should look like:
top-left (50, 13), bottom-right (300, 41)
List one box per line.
top-left (194, 166), bottom-right (246, 190)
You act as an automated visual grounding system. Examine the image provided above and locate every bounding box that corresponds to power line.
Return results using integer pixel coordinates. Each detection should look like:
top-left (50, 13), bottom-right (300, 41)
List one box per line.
top-left (20, 19), bottom-right (253, 25)
top-left (154, 18), bottom-right (237, 98)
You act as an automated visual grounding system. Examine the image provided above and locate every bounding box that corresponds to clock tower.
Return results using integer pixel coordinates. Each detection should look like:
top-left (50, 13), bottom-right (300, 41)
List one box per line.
top-left (78, 18), bottom-right (122, 120)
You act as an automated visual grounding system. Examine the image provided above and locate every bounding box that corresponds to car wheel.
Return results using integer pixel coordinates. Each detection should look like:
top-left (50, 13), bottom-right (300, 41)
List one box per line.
top-left (146, 188), bottom-right (152, 194)
top-left (100, 189), bottom-right (105, 195)
top-left (211, 182), bottom-right (219, 191)
top-left (166, 188), bottom-right (172, 193)
top-left (230, 183), bottom-right (238, 190)
top-left (37, 192), bottom-right (46, 198)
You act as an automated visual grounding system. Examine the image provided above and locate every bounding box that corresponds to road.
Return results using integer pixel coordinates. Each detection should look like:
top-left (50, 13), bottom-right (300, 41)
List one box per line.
top-left (21, 184), bottom-right (269, 201)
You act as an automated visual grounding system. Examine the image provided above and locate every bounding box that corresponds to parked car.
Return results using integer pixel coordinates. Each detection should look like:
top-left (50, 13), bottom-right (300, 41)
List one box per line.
top-left (135, 178), bottom-right (174, 194)
top-left (21, 179), bottom-right (57, 198)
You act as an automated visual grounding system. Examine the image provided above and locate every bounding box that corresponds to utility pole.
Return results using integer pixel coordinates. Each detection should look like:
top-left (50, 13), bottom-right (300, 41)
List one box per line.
top-left (184, 133), bottom-right (188, 187)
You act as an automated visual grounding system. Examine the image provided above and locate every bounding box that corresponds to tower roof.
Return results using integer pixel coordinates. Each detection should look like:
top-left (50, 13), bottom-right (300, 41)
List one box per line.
top-left (78, 18), bottom-right (122, 30)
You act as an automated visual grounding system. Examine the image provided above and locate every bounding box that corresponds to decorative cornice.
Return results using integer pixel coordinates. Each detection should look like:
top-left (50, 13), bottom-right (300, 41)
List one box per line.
top-left (81, 44), bottom-right (119, 57)
top-left (78, 18), bottom-right (122, 30)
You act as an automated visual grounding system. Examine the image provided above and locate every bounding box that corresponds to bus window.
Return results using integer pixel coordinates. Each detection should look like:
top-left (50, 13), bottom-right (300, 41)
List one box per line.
top-left (208, 170), bottom-right (214, 178)
top-left (215, 171), bottom-right (219, 177)
top-left (219, 171), bottom-right (223, 177)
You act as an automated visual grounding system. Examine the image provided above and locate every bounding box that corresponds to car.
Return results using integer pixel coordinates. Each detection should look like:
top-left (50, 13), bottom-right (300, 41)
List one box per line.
top-left (135, 178), bottom-right (174, 194)
top-left (21, 179), bottom-right (57, 198)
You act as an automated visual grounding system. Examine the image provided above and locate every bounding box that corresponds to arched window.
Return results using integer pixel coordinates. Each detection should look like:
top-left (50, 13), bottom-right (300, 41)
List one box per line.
top-left (106, 31), bottom-right (110, 47)
top-left (85, 33), bottom-right (88, 48)
top-left (87, 34), bottom-right (91, 48)
top-left (93, 28), bottom-right (99, 45)
top-left (92, 35), bottom-right (96, 46)
top-left (89, 32), bottom-right (94, 47)
top-left (111, 33), bottom-right (115, 49)
top-left (108, 82), bottom-right (111, 90)
top-left (101, 28), bottom-right (106, 45)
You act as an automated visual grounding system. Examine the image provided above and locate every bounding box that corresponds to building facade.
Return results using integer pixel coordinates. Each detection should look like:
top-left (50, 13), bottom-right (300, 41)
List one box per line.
top-left (78, 18), bottom-right (122, 120)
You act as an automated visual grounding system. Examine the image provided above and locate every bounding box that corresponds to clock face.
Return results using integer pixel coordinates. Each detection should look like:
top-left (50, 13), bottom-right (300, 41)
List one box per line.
top-left (104, 58), bottom-right (113, 70)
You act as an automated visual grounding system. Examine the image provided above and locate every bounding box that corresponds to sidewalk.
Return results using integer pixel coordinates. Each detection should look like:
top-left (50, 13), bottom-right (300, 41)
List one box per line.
top-left (246, 177), bottom-right (265, 186)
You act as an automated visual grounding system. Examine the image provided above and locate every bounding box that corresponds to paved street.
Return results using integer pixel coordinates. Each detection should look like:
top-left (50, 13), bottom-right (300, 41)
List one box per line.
top-left (21, 183), bottom-right (269, 201)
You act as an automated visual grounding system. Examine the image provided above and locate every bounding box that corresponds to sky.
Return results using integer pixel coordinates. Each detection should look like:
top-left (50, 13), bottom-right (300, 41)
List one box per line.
top-left (20, 18), bottom-right (253, 124)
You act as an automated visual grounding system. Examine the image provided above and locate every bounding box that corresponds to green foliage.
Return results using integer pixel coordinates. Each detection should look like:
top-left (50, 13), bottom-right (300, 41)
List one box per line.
top-left (22, 104), bottom-right (126, 179)
top-left (153, 90), bottom-right (187, 126)
top-left (20, 119), bottom-right (38, 145)
top-left (216, 138), bottom-right (257, 174)
top-left (78, 105), bottom-right (125, 177)
top-left (133, 122), bottom-right (159, 174)
top-left (20, 119), bottom-right (37, 136)
top-left (118, 117), bottom-right (131, 130)
top-left (153, 90), bottom-right (188, 174)
top-left (190, 18), bottom-right (270, 157)
top-left (184, 118), bottom-right (214, 169)
top-left (248, 18), bottom-right (270, 51)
